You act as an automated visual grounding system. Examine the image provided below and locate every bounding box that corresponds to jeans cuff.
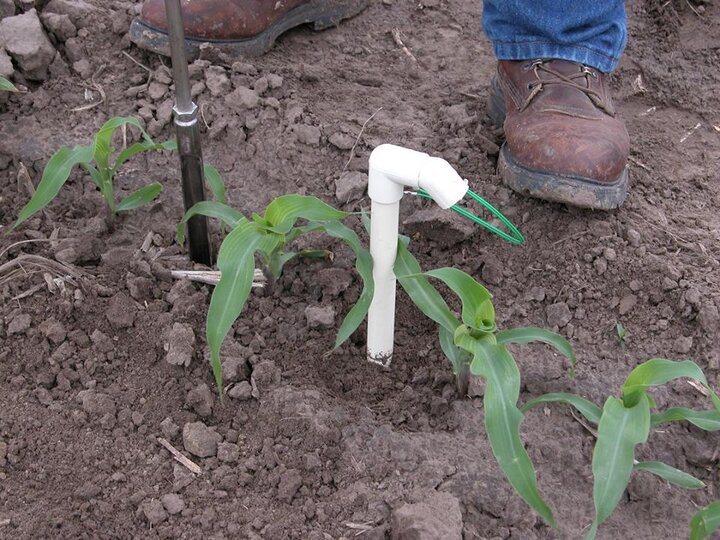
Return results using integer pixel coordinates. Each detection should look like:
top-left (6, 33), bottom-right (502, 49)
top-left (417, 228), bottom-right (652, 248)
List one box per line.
top-left (490, 40), bottom-right (622, 73)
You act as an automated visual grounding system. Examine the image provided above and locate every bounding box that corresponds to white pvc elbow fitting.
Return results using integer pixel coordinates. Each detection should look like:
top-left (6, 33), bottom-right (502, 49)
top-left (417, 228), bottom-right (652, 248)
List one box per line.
top-left (366, 144), bottom-right (468, 366)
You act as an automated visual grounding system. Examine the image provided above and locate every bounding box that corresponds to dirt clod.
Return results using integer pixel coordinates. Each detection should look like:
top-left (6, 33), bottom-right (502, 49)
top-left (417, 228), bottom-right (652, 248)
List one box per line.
top-left (391, 491), bottom-right (463, 540)
top-left (182, 421), bottom-right (221, 458)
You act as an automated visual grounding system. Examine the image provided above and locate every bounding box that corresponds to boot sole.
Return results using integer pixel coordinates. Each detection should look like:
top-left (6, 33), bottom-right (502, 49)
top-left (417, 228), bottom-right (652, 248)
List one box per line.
top-left (488, 76), bottom-right (628, 210)
top-left (128, 0), bottom-right (370, 58)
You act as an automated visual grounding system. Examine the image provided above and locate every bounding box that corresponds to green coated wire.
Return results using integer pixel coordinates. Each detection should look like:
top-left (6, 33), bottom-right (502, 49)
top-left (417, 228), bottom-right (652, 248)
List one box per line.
top-left (413, 187), bottom-right (525, 245)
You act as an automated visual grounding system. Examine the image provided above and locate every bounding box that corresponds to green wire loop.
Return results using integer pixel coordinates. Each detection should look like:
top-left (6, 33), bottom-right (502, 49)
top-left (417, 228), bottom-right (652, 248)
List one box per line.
top-left (413, 187), bottom-right (525, 245)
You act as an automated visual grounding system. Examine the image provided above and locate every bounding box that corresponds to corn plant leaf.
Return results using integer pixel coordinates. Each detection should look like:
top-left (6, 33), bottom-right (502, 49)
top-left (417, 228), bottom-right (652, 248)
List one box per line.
top-left (321, 220), bottom-right (374, 349)
top-left (203, 163), bottom-right (226, 204)
top-left (395, 241), bottom-right (460, 334)
top-left (113, 139), bottom-right (166, 172)
top-left (92, 116), bottom-right (146, 175)
top-left (116, 183), bottom-right (163, 212)
top-left (439, 325), bottom-right (470, 375)
top-left (263, 195), bottom-right (349, 234)
top-left (459, 335), bottom-right (555, 527)
top-left (286, 222), bottom-right (325, 244)
top-left (207, 222), bottom-right (281, 391)
top-left (586, 395), bottom-right (650, 540)
top-left (521, 392), bottom-right (602, 425)
top-left (13, 144), bottom-right (95, 229)
top-left (81, 162), bottom-right (102, 188)
top-left (496, 327), bottom-right (576, 369)
top-left (689, 501), bottom-right (720, 540)
top-left (633, 461), bottom-right (705, 489)
top-left (0, 76), bottom-right (18, 92)
top-left (622, 359), bottom-right (708, 407)
top-left (177, 201), bottom-right (246, 245)
top-left (424, 268), bottom-right (495, 331)
top-left (651, 407), bottom-right (720, 431)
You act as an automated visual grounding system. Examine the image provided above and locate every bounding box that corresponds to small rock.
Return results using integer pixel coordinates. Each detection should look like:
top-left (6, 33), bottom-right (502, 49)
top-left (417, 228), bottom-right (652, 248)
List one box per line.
top-left (205, 66), bottom-right (230, 96)
top-left (43, 0), bottom-right (96, 27)
top-left (629, 280), bottom-right (642, 292)
top-left (164, 323), bottom-right (195, 367)
top-left (674, 336), bottom-right (693, 354)
top-left (618, 294), bottom-right (637, 315)
top-left (231, 61), bottom-right (257, 75)
top-left (277, 469), bottom-right (303, 503)
top-left (40, 12), bottom-right (76, 41)
top-left (105, 292), bottom-right (136, 330)
top-left (316, 268), bottom-right (353, 298)
top-left (328, 132), bottom-right (355, 150)
top-left (8, 313), bottom-right (31, 335)
top-left (182, 421), bottom-right (222, 458)
top-left (185, 382), bottom-right (214, 418)
top-left (335, 170), bottom-right (367, 202)
top-left (147, 81), bottom-right (168, 101)
top-left (225, 85), bottom-right (259, 109)
top-left (626, 228), bottom-right (641, 247)
top-left (0, 9), bottom-right (56, 80)
top-left (546, 302), bottom-right (572, 328)
top-left (228, 381), bottom-right (253, 400)
top-left (90, 329), bottom-right (114, 353)
top-left (250, 361), bottom-right (281, 399)
top-left (161, 493), bottom-right (185, 515)
top-left (593, 257), bottom-right (608, 275)
top-left (603, 247), bottom-right (617, 261)
top-left (294, 124), bottom-right (321, 146)
top-left (74, 481), bottom-right (101, 500)
top-left (217, 442), bottom-right (239, 463)
top-left (160, 417), bottom-right (180, 439)
top-left (266, 73), bottom-right (283, 88)
top-left (305, 305), bottom-right (336, 328)
top-left (698, 302), bottom-right (719, 335)
top-left (391, 491), bottom-right (463, 540)
top-left (141, 499), bottom-right (168, 525)
top-left (303, 452), bottom-right (322, 471)
top-left (78, 390), bottom-right (116, 417)
top-left (253, 76), bottom-right (268, 94)
top-left (222, 356), bottom-right (249, 383)
top-left (0, 49), bottom-right (13, 79)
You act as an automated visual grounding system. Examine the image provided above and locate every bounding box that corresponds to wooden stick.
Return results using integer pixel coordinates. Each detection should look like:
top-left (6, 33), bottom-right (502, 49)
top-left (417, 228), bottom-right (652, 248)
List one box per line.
top-left (170, 269), bottom-right (266, 287)
top-left (157, 437), bottom-right (202, 475)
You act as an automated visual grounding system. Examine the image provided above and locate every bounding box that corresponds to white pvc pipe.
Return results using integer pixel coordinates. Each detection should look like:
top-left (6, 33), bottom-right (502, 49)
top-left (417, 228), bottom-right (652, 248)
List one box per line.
top-left (366, 199), bottom-right (399, 366)
top-left (366, 144), bottom-right (469, 366)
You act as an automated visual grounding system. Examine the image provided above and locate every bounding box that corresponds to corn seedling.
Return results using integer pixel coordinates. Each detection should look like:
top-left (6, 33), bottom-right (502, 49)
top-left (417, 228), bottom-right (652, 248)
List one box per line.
top-left (178, 196), bottom-right (373, 392)
top-left (690, 500), bottom-right (720, 540)
top-left (0, 77), bottom-right (17, 92)
top-left (523, 358), bottom-right (720, 538)
top-left (393, 235), bottom-right (575, 529)
top-left (13, 116), bottom-right (175, 231)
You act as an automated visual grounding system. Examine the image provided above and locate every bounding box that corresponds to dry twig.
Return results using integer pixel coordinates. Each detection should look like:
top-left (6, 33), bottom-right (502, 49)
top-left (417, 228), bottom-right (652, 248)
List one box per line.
top-left (170, 269), bottom-right (266, 287)
top-left (343, 107), bottom-right (382, 171)
top-left (157, 437), bottom-right (202, 475)
top-left (391, 28), bottom-right (418, 63)
top-left (71, 64), bottom-right (107, 112)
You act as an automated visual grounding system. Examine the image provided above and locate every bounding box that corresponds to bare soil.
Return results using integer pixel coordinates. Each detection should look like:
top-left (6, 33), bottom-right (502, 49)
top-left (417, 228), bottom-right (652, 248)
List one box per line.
top-left (1, 0), bottom-right (719, 539)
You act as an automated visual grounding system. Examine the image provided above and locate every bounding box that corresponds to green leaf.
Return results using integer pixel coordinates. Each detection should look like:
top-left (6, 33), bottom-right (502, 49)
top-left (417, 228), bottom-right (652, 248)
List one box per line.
top-left (623, 359), bottom-right (708, 407)
top-left (322, 220), bottom-right (374, 349)
top-left (521, 393), bottom-right (602, 425)
top-left (113, 139), bottom-right (163, 172)
top-left (80, 163), bottom-right (103, 188)
top-left (439, 325), bottom-right (470, 376)
top-left (651, 407), bottom-right (720, 431)
top-left (92, 116), bottom-right (146, 176)
top-left (203, 163), bottom-right (226, 204)
top-left (0, 76), bottom-right (18, 92)
top-left (263, 195), bottom-right (349, 234)
top-left (459, 335), bottom-right (555, 527)
top-left (424, 267), bottom-right (495, 331)
top-left (177, 201), bottom-right (246, 245)
top-left (206, 222), bottom-right (281, 391)
top-left (690, 501), bottom-right (720, 540)
top-left (633, 461), bottom-right (705, 489)
top-left (116, 183), bottom-right (163, 212)
top-left (586, 396), bottom-right (651, 540)
top-left (496, 327), bottom-right (576, 370)
top-left (395, 241), bottom-right (460, 334)
top-left (13, 144), bottom-right (95, 229)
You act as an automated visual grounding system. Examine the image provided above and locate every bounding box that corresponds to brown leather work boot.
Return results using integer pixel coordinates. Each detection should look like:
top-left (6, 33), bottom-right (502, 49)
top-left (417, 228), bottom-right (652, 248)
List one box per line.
top-left (487, 59), bottom-right (630, 210)
top-left (129, 0), bottom-right (369, 58)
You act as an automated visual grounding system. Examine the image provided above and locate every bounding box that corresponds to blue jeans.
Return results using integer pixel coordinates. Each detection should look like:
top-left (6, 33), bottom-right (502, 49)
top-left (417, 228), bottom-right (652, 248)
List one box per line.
top-left (482, 1), bottom-right (627, 73)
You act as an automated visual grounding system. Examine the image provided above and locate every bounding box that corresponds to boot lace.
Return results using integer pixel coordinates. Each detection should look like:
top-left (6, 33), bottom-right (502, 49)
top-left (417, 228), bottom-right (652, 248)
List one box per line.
top-left (520, 59), bottom-right (613, 116)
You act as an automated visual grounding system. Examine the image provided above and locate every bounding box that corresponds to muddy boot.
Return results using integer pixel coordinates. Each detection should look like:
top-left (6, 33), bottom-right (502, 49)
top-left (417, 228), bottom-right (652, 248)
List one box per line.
top-left (129, 0), bottom-right (369, 58)
top-left (488, 59), bottom-right (630, 210)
